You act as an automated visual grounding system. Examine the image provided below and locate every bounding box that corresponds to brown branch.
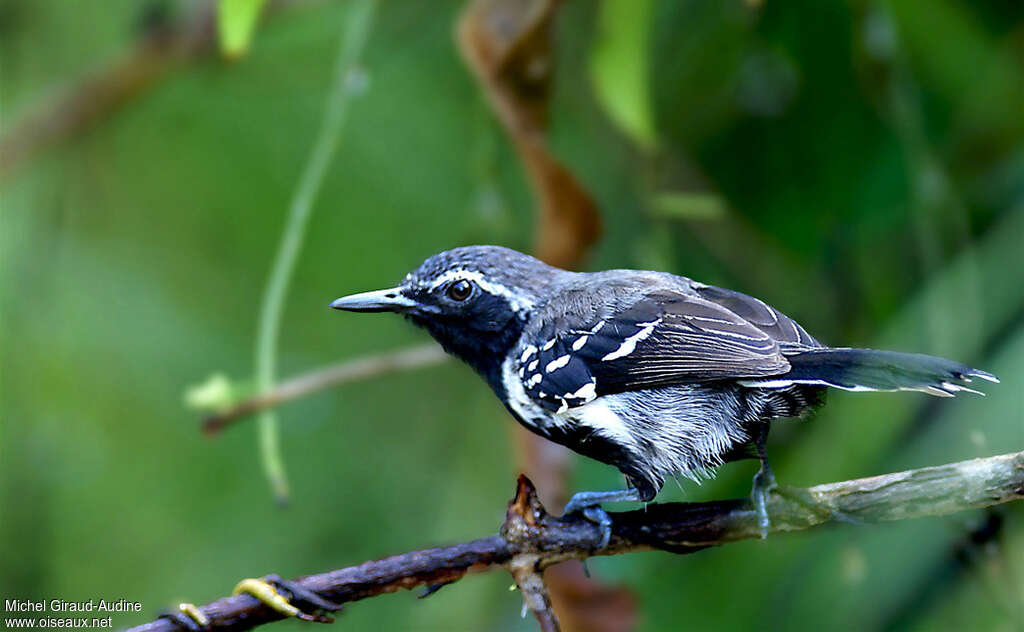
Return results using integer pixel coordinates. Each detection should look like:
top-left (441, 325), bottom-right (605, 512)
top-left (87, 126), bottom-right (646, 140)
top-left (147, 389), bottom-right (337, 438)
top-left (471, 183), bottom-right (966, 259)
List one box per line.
top-left (127, 451), bottom-right (1024, 632)
top-left (201, 344), bottom-right (448, 435)
top-left (456, 3), bottom-right (611, 626)
top-left (457, 0), bottom-right (601, 270)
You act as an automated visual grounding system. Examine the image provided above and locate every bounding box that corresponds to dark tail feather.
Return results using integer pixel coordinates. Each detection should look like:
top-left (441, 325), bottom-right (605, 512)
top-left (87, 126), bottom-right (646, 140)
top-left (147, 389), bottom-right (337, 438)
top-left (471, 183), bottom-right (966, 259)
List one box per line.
top-left (747, 348), bottom-right (998, 397)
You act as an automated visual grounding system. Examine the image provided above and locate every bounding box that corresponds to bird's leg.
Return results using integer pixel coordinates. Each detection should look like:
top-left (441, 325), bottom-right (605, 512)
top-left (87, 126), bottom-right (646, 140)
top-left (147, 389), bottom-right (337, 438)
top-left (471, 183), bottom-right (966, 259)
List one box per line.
top-left (750, 422), bottom-right (776, 539)
top-left (562, 488), bottom-right (642, 549)
top-left (748, 424), bottom-right (863, 535)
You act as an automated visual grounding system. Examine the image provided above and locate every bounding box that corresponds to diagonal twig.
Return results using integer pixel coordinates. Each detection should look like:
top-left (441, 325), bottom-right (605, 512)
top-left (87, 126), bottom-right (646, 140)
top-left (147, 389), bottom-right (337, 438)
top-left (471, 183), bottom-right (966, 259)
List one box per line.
top-left (201, 344), bottom-right (448, 435)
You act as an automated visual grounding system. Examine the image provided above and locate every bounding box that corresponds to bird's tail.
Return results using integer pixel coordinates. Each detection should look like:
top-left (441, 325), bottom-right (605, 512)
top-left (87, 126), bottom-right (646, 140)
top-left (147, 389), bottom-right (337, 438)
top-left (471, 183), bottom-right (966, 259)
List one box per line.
top-left (744, 348), bottom-right (998, 397)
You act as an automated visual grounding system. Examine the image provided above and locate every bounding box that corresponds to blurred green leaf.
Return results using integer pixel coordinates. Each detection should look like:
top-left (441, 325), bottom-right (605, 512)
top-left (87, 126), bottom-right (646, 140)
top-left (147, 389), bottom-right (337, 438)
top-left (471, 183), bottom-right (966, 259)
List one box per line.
top-left (184, 373), bottom-right (252, 413)
top-left (649, 191), bottom-right (726, 220)
top-left (217, 0), bottom-right (268, 59)
top-left (883, 0), bottom-right (1024, 141)
top-left (589, 0), bottom-right (656, 149)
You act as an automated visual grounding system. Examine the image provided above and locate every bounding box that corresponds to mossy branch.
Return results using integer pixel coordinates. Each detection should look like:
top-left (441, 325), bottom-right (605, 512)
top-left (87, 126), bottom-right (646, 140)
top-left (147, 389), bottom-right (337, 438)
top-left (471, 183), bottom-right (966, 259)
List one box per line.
top-left (128, 451), bottom-right (1024, 632)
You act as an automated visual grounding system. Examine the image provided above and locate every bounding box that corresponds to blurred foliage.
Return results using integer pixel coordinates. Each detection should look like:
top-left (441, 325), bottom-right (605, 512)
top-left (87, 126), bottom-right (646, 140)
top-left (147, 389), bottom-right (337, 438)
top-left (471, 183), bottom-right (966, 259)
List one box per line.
top-left (589, 0), bottom-right (656, 151)
top-left (218, 0), bottom-right (268, 58)
top-left (1, 1), bottom-right (1022, 631)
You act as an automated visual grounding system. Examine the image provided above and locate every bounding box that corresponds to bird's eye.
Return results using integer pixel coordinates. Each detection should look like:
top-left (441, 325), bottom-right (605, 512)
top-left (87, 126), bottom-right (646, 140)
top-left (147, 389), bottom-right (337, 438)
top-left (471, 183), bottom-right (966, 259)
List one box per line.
top-left (446, 279), bottom-right (473, 301)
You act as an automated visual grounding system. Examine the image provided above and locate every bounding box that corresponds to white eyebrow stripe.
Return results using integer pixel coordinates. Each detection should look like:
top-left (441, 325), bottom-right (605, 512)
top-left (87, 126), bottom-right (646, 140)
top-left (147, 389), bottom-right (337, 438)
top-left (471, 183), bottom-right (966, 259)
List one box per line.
top-left (425, 268), bottom-right (535, 312)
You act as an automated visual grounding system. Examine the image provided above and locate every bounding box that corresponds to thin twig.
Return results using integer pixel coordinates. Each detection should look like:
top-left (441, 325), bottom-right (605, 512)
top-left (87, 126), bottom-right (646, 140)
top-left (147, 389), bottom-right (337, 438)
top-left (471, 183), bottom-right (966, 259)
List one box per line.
top-left (202, 344), bottom-right (448, 435)
top-left (127, 451), bottom-right (1024, 632)
top-left (510, 555), bottom-right (560, 632)
top-left (252, 0), bottom-right (377, 504)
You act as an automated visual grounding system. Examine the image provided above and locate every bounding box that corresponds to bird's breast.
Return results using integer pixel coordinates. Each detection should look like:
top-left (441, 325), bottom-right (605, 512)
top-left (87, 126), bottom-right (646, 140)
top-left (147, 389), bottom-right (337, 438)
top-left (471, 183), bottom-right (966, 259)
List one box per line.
top-left (499, 355), bottom-right (565, 432)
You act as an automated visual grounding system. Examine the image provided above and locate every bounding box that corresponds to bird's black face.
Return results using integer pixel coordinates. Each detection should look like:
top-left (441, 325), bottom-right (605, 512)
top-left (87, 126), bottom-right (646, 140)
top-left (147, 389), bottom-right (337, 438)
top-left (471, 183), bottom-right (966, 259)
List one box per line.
top-left (331, 246), bottom-right (561, 386)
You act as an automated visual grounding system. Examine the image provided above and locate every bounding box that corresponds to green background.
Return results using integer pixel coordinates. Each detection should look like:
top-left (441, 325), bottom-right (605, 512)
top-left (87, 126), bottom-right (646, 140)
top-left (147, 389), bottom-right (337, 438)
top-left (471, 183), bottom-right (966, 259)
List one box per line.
top-left (2, 1), bottom-right (1022, 630)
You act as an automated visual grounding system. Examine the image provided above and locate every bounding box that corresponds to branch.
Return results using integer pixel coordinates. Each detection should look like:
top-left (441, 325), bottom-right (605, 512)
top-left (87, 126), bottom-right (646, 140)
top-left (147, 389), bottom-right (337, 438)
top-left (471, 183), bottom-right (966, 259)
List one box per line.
top-left (128, 451), bottom-right (1024, 632)
top-left (201, 344), bottom-right (448, 435)
top-left (457, 0), bottom-right (602, 270)
top-left (0, 0), bottom-right (320, 178)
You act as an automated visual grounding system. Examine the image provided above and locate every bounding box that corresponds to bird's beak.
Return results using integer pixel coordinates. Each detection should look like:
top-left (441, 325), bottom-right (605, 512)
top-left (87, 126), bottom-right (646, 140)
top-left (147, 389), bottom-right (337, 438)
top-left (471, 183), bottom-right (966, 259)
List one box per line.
top-left (329, 287), bottom-right (418, 313)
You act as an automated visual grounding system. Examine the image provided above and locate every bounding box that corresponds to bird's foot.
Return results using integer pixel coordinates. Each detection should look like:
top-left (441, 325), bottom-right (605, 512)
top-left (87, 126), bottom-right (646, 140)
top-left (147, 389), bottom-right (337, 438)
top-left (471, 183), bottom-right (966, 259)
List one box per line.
top-left (158, 603), bottom-right (210, 631)
top-left (582, 506), bottom-right (613, 549)
top-left (233, 575), bottom-right (343, 624)
top-left (750, 467), bottom-right (778, 539)
top-left (562, 489), bottom-right (642, 549)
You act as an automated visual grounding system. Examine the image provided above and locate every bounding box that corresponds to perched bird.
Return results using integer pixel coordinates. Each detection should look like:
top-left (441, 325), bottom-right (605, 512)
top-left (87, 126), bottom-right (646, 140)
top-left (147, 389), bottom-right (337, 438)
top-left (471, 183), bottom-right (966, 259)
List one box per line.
top-left (331, 246), bottom-right (997, 541)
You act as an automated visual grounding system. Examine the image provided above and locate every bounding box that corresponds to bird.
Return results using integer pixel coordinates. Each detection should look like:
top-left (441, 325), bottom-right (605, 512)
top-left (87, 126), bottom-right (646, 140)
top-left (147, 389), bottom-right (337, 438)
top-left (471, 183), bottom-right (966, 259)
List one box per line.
top-left (330, 245), bottom-right (997, 543)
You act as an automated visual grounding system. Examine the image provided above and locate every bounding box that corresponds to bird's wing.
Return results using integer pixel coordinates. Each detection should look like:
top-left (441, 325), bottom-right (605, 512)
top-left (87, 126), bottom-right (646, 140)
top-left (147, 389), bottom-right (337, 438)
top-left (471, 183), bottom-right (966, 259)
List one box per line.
top-left (517, 290), bottom-right (793, 413)
top-left (689, 283), bottom-right (821, 351)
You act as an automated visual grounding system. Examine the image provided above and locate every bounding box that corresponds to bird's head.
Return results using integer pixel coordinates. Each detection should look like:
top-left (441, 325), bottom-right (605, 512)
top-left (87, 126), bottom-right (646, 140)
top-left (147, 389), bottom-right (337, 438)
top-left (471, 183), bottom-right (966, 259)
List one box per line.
top-left (331, 246), bottom-right (565, 382)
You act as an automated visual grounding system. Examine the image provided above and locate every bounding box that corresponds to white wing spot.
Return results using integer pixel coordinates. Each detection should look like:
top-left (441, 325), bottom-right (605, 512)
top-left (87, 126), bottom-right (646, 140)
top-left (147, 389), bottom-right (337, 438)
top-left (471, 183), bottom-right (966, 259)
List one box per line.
top-left (572, 335), bottom-right (589, 351)
top-left (545, 355), bottom-right (571, 373)
top-left (601, 319), bottom-right (662, 361)
top-left (520, 345), bottom-right (537, 363)
top-left (528, 359), bottom-right (539, 371)
top-left (565, 379), bottom-right (597, 403)
top-left (542, 338), bottom-right (556, 351)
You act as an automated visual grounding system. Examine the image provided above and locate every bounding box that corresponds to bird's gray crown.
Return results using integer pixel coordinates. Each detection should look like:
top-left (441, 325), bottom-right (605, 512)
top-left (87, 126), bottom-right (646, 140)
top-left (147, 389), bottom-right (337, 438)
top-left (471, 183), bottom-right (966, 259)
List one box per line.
top-left (402, 245), bottom-right (562, 312)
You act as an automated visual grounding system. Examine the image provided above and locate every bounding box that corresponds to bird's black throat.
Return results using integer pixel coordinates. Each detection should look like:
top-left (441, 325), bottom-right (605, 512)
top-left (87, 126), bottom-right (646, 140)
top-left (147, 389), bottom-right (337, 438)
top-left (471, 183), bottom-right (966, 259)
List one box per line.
top-left (405, 309), bottom-right (527, 393)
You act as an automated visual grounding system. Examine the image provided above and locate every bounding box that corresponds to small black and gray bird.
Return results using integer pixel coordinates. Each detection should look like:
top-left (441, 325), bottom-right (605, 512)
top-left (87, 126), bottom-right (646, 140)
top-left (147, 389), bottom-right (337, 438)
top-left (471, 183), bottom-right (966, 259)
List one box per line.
top-left (331, 246), bottom-right (997, 540)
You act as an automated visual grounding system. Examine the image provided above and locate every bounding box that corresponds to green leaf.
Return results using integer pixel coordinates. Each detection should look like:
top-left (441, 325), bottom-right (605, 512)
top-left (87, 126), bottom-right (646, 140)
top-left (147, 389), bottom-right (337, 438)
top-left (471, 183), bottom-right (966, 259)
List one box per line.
top-left (184, 372), bottom-right (250, 413)
top-left (589, 0), bottom-right (656, 150)
top-left (217, 0), bottom-right (269, 59)
top-left (650, 191), bottom-right (726, 220)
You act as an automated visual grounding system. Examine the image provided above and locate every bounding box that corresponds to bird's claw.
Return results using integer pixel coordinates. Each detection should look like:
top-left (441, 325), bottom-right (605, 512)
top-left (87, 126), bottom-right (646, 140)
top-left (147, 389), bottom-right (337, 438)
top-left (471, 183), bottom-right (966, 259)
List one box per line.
top-left (233, 575), bottom-right (342, 624)
top-left (581, 506), bottom-right (613, 548)
top-left (561, 490), bottom-right (636, 549)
